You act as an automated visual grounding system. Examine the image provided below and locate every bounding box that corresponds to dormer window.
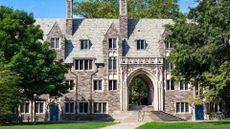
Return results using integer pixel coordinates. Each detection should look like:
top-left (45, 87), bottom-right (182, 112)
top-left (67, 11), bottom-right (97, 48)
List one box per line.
top-left (80, 40), bottom-right (91, 50)
top-left (51, 38), bottom-right (60, 49)
top-left (108, 38), bottom-right (117, 50)
top-left (136, 39), bottom-right (146, 50)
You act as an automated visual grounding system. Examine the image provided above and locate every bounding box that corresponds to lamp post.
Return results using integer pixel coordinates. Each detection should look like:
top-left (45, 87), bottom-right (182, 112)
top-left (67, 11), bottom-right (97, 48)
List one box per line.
top-left (33, 93), bottom-right (37, 124)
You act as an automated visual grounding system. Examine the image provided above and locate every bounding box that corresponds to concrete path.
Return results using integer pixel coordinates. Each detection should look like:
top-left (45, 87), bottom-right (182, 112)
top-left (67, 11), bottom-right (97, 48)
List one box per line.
top-left (102, 122), bottom-right (145, 129)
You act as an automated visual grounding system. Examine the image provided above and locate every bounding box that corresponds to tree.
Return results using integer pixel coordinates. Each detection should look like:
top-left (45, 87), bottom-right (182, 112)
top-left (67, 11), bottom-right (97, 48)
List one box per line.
top-left (0, 56), bottom-right (21, 123)
top-left (0, 6), bottom-right (70, 100)
top-left (165, 0), bottom-right (230, 114)
top-left (129, 78), bottom-right (148, 105)
top-left (74, 0), bottom-right (180, 19)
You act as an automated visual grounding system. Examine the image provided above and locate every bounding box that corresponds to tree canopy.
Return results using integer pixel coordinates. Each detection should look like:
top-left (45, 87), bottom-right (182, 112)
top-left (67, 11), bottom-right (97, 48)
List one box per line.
top-left (165, 0), bottom-right (230, 113)
top-left (0, 56), bottom-right (21, 123)
top-left (74, 0), bottom-right (180, 19)
top-left (0, 6), bottom-right (70, 100)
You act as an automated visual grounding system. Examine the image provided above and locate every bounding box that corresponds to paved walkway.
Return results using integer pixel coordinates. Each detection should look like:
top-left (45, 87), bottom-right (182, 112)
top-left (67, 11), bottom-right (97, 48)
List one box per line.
top-left (102, 122), bottom-right (145, 129)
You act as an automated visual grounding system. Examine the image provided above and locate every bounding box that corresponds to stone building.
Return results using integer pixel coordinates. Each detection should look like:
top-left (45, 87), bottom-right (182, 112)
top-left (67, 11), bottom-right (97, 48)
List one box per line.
top-left (18, 0), bottom-right (215, 122)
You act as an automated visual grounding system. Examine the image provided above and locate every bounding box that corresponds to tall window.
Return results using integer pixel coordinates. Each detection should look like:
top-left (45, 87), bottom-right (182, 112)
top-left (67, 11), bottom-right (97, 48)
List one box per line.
top-left (93, 102), bottom-right (107, 114)
top-left (80, 40), bottom-right (91, 50)
top-left (167, 80), bottom-right (174, 90)
top-left (109, 80), bottom-right (117, 91)
top-left (65, 80), bottom-right (75, 90)
top-left (20, 102), bottom-right (29, 113)
top-left (79, 102), bottom-right (89, 114)
top-left (108, 57), bottom-right (117, 71)
top-left (65, 102), bottom-right (74, 114)
top-left (108, 38), bottom-right (117, 50)
top-left (93, 80), bottom-right (102, 91)
top-left (176, 102), bottom-right (189, 113)
top-left (51, 38), bottom-right (60, 48)
top-left (75, 59), bottom-right (93, 70)
top-left (180, 81), bottom-right (188, 90)
top-left (136, 39), bottom-right (146, 50)
top-left (35, 102), bottom-right (44, 113)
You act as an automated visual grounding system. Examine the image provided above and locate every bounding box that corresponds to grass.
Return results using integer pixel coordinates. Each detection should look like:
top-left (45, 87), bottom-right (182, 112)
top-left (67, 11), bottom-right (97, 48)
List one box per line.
top-left (136, 121), bottom-right (230, 129)
top-left (0, 122), bottom-right (115, 129)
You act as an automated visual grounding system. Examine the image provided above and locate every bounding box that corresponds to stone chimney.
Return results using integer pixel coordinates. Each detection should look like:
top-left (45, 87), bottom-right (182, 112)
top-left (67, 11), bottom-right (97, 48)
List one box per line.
top-left (66, 0), bottom-right (73, 35)
top-left (119, 0), bottom-right (128, 39)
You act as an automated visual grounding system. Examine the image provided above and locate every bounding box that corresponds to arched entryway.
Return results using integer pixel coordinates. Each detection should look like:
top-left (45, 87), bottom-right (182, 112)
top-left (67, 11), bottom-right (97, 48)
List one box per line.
top-left (49, 103), bottom-right (59, 121)
top-left (128, 74), bottom-right (153, 107)
top-left (121, 68), bottom-right (163, 111)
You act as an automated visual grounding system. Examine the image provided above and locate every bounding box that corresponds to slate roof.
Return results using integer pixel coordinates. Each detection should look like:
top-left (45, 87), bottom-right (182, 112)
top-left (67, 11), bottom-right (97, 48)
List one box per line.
top-left (35, 18), bottom-right (173, 64)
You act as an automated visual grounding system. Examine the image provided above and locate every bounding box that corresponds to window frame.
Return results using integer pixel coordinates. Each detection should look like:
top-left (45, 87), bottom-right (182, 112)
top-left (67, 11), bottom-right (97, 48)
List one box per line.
top-left (35, 101), bottom-right (45, 114)
top-left (176, 102), bottom-right (189, 114)
top-left (92, 102), bottom-right (107, 114)
top-left (78, 102), bottom-right (89, 114)
top-left (74, 59), bottom-right (94, 71)
top-left (92, 79), bottom-right (103, 92)
top-left (108, 38), bottom-right (117, 50)
top-left (136, 39), bottom-right (147, 50)
top-left (179, 81), bottom-right (189, 91)
top-left (80, 39), bottom-right (91, 50)
top-left (108, 57), bottom-right (117, 71)
top-left (108, 79), bottom-right (118, 91)
top-left (64, 101), bottom-right (75, 114)
top-left (19, 102), bottom-right (30, 114)
top-left (166, 80), bottom-right (175, 91)
top-left (50, 37), bottom-right (60, 49)
top-left (65, 79), bottom-right (75, 91)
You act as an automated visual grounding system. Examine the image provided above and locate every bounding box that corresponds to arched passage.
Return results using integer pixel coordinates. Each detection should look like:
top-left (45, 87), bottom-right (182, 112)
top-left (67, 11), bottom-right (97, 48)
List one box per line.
top-left (128, 74), bottom-right (154, 106)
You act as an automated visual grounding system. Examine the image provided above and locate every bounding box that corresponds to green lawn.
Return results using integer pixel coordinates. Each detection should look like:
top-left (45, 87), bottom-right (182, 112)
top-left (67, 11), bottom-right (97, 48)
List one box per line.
top-left (136, 121), bottom-right (230, 129)
top-left (0, 122), bottom-right (115, 129)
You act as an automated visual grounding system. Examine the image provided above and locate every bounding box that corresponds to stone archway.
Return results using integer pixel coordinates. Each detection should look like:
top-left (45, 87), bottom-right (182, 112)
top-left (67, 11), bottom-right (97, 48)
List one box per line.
top-left (121, 67), bottom-right (163, 111)
top-left (128, 73), bottom-right (154, 106)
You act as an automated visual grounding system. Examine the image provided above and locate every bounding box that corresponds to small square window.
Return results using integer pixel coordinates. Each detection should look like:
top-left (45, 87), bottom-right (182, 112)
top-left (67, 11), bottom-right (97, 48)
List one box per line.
top-left (51, 38), bottom-right (60, 48)
top-left (65, 102), bottom-right (74, 114)
top-left (180, 81), bottom-right (188, 90)
top-left (167, 80), bottom-right (174, 90)
top-left (93, 102), bottom-right (107, 114)
top-left (80, 40), bottom-right (91, 50)
top-left (65, 80), bottom-right (75, 90)
top-left (79, 102), bottom-right (89, 114)
top-left (35, 102), bottom-right (44, 113)
top-left (176, 102), bottom-right (189, 113)
top-left (136, 40), bottom-right (146, 50)
top-left (93, 80), bottom-right (102, 91)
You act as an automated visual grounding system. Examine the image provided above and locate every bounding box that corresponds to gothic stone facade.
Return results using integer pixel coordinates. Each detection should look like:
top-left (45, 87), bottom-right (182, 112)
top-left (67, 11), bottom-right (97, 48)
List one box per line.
top-left (18, 0), bottom-right (198, 122)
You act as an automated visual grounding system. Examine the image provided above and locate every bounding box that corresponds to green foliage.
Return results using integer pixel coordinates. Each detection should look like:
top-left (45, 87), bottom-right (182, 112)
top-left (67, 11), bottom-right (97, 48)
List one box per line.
top-left (0, 122), bottom-right (115, 129)
top-left (74, 0), bottom-right (180, 19)
top-left (137, 122), bottom-right (230, 129)
top-left (0, 6), bottom-right (70, 100)
top-left (165, 0), bottom-right (230, 112)
top-left (129, 78), bottom-right (148, 105)
top-left (0, 56), bottom-right (21, 123)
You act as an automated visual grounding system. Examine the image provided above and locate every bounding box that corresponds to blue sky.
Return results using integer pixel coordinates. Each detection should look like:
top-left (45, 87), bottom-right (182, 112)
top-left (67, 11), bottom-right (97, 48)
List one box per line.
top-left (0, 0), bottom-right (197, 18)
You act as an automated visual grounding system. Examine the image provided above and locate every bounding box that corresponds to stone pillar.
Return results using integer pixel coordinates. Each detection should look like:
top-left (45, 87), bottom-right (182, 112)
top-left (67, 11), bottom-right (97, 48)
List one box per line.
top-left (66, 0), bottom-right (73, 35)
top-left (119, 0), bottom-right (128, 39)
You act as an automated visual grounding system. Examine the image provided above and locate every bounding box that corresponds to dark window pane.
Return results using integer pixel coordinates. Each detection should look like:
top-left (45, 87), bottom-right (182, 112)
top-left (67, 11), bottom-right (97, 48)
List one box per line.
top-left (108, 58), bottom-right (112, 70)
top-left (89, 60), bottom-right (92, 70)
top-left (181, 102), bottom-right (185, 112)
top-left (35, 103), bottom-right (39, 113)
top-left (167, 80), bottom-right (170, 90)
top-left (93, 80), bottom-right (97, 90)
top-left (79, 103), bottom-right (83, 113)
top-left (103, 103), bottom-right (106, 113)
top-left (80, 60), bottom-right (83, 70)
top-left (85, 60), bottom-right (89, 70)
top-left (25, 103), bottom-right (29, 113)
top-left (98, 80), bottom-right (102, 90)
top-left (109, 39), bottom-right (112, 49)
top-left (113, 58), bottom-right (117, 70)
top-left (113, 38), bottom-right (117, 49)
top-left (94, 103), bottom-right (97, 113)
top-left (40, 103), bottom-right (43, 113)
top-left (171, 80), bottom-right (174, 90)
top-left (70, 102), bottom-right (74, 113)
top-left (84, 103), bottom-right (88, 113)
top-left (114, 80), bottom-right (117, 90)
top-left (185, 103), bottom-right (189, 112)
top-left (65, 103), bottom-right (69, 113)
top-left (137, 40), bottom-right (140, 50)
top-left (109, 80), bottom-right (112, 90)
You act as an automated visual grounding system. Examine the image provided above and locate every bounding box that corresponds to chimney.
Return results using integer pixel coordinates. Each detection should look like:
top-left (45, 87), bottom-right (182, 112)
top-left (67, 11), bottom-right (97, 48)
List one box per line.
top-left (66, 0), bottom-right (73, 35)
top-left (119, 0), bottom-right (128, 39)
